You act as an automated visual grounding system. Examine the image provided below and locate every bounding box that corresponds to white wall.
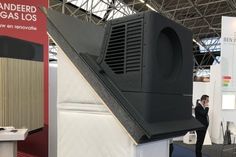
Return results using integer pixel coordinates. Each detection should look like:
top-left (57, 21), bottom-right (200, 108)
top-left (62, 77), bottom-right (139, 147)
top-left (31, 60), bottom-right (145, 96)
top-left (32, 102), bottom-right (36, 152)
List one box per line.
top-left (222, 110), bottom-right (236, 124)
top-left (208, 64), bottom-right (223, 144)
top-left (49, 61), bottom-right (58, 157)
top-left (57, 47), bottom-right (169, 157)
top-left (221, 16), bottom-right (236, 91)
top-left (192, 82), bottom-right (210, 108)
top-left (219, 16), bottom-right (236, 143)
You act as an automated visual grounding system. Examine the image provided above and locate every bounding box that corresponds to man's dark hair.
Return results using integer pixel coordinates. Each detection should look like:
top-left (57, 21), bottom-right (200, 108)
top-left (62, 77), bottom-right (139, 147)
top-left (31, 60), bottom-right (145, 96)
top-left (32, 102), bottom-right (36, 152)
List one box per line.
top-left (196, 99), bottom-right (200, 106)
top-left (200, 95), bottom-right (209, 101)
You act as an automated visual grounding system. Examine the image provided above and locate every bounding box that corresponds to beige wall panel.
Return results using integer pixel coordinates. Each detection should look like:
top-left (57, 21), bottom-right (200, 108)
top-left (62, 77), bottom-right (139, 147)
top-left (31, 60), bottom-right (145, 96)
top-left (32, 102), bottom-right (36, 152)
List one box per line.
top-left (0, 58), bottom-right (43, 131)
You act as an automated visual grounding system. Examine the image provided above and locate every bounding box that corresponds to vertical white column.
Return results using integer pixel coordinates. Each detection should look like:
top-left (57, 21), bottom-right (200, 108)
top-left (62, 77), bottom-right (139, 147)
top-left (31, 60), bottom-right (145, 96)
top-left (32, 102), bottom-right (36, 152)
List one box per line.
top-left (49, 62), bottom-right (58, 157)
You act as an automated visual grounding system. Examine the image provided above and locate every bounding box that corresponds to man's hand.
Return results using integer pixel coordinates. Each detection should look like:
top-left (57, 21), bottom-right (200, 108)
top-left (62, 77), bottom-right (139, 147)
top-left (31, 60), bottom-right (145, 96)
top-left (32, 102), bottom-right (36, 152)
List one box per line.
top-left (204, 103), bottom-right (209, 108)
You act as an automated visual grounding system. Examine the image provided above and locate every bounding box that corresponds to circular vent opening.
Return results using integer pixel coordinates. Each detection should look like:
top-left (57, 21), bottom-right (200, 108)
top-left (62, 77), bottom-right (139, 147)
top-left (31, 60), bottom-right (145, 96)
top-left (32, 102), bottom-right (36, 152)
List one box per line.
top-left (156, 27), bottom-right (182, 79)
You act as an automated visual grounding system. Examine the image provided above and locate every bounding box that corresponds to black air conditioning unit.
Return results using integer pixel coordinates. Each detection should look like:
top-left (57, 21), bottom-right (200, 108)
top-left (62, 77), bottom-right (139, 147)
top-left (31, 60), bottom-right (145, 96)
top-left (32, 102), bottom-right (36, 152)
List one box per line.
top-left (94, 12), bottom-right (201, 141)
top-left (46, 10), bottom-right (203, 143)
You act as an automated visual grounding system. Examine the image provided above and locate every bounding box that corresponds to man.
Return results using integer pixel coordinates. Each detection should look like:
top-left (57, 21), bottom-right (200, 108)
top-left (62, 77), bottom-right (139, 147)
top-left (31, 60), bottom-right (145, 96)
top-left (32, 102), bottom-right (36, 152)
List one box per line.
top-left (195, 95), bottom-right (209, 157)
top-left (169, 139), bottom-right (173, 157)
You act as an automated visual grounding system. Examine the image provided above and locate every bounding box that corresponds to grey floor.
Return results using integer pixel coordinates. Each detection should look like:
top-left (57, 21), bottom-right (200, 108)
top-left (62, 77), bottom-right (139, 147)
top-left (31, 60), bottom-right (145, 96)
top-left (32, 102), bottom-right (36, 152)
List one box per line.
top-left (174, 141), bottom-right (236, 157)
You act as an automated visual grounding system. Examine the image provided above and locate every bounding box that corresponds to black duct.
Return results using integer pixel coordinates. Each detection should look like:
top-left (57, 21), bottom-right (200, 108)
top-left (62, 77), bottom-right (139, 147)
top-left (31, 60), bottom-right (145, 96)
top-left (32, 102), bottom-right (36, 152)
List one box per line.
top-left (45, 9), bottom-right (203, 144)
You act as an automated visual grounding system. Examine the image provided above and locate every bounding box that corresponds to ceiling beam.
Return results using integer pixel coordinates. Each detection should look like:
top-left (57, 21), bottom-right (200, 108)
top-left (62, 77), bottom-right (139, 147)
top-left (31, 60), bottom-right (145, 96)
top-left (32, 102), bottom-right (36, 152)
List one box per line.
top-left (177, 10), bottom-right (235, 22)
top-left (164, 0), bottom-right (227, 13)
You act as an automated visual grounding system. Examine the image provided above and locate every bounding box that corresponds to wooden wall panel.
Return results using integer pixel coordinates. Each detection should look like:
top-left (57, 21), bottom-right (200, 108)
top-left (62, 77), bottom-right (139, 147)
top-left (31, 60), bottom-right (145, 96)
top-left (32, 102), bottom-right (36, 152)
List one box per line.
top-left (0, 58), bottom-right (43, 131)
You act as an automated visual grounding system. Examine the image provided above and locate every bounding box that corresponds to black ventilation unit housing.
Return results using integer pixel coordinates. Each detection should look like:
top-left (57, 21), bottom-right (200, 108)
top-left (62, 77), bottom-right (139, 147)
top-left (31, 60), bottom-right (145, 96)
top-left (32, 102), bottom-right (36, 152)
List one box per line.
top-left (46, 10), bottom-right (203, 144)
top-left (96, 11), bottom-right (202, 141)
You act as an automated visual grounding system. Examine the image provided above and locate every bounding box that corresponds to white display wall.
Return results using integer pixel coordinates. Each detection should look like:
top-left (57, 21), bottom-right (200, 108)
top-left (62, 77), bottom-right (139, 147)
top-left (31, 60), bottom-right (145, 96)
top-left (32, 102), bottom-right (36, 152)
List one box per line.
top-left (202, 64), bottom-right (236, 144)
top-left (57, 47), bottom-right (169, 157)
top-left (220, 16), bottom-right (236, 143)
top-left (208, 64), bottom-right (223, 144)
top-left (49, 62), bottom-right (58, 157)
top-left (192, 82), bottom-right (210, 108)
top-left (221, 16), bottom-right (236, 92)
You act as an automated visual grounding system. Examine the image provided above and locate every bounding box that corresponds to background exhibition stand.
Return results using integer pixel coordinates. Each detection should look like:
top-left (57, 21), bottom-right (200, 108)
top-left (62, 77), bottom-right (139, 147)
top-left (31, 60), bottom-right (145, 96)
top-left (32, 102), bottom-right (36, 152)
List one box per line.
top-left (0, 127), bottom-right (28, 157)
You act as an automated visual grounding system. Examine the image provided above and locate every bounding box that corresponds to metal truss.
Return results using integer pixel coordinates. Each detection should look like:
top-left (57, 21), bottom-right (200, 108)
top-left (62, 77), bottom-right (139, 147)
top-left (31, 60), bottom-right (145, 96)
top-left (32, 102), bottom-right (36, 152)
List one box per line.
top-left (49, 0), bottom-right (236, 71)
top-left (49, 0), bottom-right (141, 59)
top-left (49, 0), bottom-right (139, 24)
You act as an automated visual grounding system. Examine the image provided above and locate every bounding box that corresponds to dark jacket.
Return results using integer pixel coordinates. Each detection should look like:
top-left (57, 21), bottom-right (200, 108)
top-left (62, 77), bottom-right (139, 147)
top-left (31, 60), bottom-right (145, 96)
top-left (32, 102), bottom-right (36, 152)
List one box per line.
top-left (195, 103), bottom-right (209, 129)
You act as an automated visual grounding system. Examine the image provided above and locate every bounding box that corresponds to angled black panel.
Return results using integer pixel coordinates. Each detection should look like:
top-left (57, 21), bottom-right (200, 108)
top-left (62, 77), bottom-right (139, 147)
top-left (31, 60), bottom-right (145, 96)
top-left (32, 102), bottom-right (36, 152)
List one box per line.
top-left (45, 9), bottom-right (104, 56)
top-left (45, 9), bottom-right (203, 144)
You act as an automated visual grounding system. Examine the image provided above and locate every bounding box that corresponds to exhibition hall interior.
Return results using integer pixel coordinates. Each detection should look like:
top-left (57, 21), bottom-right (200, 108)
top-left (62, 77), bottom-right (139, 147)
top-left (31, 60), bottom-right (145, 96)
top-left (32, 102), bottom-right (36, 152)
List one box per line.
top-left (0, 0), bottom-right (236, 157)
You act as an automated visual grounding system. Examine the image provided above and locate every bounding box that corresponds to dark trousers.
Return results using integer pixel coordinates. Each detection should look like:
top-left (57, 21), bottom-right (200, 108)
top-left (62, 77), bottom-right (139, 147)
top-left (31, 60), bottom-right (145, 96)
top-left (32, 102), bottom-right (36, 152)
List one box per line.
top-left (169, 143), bottom-right (173, 157)
top-left (195, 129), bottom-right (207, 157)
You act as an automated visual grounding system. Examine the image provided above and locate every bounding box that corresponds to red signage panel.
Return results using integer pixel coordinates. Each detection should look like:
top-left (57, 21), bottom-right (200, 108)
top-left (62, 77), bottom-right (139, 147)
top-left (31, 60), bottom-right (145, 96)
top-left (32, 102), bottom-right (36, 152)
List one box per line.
top-left (0, 0), bottom-right (48, 124)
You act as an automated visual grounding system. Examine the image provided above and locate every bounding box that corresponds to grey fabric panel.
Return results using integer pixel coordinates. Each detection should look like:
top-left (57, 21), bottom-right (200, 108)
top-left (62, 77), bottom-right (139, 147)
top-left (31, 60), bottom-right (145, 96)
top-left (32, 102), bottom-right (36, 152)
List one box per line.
top-left (46, 9), bottom-right (104, 56)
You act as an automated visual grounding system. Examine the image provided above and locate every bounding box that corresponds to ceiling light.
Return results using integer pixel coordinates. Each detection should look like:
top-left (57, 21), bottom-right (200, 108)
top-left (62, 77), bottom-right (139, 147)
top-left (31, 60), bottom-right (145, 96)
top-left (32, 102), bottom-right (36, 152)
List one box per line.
top-left (146, 4), bottom-right (157, 12)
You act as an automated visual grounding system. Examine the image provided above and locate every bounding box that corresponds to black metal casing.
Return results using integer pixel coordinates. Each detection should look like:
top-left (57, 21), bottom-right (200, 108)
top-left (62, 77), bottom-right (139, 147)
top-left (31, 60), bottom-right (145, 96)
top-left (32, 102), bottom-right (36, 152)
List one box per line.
top-left (46, 9), bottom-right (203, 144)
top-left (95, 12), bottom-right (200, 140)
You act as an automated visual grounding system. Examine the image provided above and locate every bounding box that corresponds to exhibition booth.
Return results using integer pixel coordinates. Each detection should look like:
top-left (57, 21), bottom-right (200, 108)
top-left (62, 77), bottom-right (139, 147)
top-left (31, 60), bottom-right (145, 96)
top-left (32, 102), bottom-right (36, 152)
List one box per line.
top-left (0, 1), bottom-right (48, 157)
top-left (0, 1), bottom-right (236, 157)
top-left (47, 12), bottom-right (236, 157)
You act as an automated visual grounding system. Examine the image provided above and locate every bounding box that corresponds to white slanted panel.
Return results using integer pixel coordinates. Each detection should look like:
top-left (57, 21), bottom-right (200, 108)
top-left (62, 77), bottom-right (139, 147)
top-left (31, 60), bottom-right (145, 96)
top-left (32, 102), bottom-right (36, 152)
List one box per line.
top-left (57, 47), bottom-right (169, 157)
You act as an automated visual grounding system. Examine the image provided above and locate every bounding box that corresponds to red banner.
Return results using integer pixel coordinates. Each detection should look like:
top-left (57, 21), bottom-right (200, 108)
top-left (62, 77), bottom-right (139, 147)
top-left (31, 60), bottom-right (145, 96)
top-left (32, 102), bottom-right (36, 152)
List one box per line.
top-left (0, 0), bottom-right (48, 124)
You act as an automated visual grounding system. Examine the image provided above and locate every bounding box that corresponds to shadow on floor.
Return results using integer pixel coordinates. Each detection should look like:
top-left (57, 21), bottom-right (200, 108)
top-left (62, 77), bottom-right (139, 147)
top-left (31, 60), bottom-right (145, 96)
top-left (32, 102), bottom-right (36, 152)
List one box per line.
top-left (174, 141), bottom-right (236, 157)
top-left (173, 144), bottom-right (209, 157)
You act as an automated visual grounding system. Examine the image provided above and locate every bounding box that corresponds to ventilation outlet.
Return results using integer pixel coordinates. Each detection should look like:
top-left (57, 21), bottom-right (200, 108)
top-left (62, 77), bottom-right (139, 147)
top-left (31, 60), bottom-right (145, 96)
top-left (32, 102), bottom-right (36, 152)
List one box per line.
top-left (105, 20), bottom-right (142, 74)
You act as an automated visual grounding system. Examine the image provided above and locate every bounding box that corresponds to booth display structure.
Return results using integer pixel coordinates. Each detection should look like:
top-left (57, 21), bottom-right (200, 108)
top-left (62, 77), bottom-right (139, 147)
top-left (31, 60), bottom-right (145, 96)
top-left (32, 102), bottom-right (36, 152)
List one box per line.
top-left (0, 127), bottom-right (28, 157)
top-left (45, 9), bottom-right (202, 157)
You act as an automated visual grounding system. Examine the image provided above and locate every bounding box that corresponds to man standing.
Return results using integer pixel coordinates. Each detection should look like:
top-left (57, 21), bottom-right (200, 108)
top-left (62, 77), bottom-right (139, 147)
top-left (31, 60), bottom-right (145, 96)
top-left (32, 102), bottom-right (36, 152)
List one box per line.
top-left (195, 95), bottom-right (209, 157)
